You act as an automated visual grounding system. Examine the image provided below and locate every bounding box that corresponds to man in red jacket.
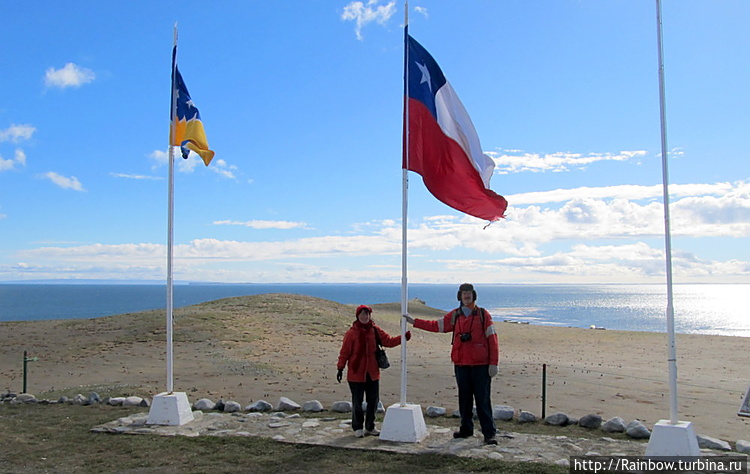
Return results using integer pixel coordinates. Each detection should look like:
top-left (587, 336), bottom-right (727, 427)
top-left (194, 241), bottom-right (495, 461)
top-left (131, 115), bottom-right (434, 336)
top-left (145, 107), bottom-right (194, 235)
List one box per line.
top-left (404, 283), bottom-right (499, 445)
top-left (337, 305), bottom-right (410, 438)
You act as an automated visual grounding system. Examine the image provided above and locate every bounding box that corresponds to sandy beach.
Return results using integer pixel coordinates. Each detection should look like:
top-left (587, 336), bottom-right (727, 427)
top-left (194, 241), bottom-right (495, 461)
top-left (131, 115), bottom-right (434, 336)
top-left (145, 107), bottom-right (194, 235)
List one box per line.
top-left (1, 293), bottom-right (748, 443)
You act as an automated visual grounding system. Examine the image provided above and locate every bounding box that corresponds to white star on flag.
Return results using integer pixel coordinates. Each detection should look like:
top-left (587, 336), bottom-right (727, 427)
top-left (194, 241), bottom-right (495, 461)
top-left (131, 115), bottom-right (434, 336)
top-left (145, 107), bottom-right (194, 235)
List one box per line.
top-left (416, 61), bottom-right (432, 93)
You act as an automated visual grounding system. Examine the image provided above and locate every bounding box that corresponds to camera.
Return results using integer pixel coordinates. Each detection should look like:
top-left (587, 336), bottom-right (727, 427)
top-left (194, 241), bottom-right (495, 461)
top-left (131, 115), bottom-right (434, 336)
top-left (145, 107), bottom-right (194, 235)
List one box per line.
top-left (459, 332), bottom-right (472, 342)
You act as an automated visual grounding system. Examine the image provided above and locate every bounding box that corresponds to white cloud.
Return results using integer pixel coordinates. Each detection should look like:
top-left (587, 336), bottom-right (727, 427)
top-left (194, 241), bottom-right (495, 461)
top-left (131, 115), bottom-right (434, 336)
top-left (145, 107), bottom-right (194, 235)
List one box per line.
top-left (7, 180), bottom-right (750, 283)
top-left (40, 171), bottom-right (85, 191)
top-left (209, 159), bottom-right (237, 179)
top-left (14, 149), bottom-right (26, 167)
top-left (44, 63), bottom-right (95, 89)
top-left (0, 156), bottom-right (14, 172)
top-left (508, 182), bottom-right (735, 205)
top-left (110, 172), bottom-right (162, 180)
top-left (1, 149), bottom-right (27, 172)
top-left (488, 149), bottom-right (646, 174)
top-left (149, 148), bottom-right (236, 176)
top-left (213, 220), bottom-right (309, 230)
top-left (341, 0), bottom-right (396, 40)
top-left (414, 6), bottom-right (428, 17)
top-left (0, 124), bottom-right (36, 143)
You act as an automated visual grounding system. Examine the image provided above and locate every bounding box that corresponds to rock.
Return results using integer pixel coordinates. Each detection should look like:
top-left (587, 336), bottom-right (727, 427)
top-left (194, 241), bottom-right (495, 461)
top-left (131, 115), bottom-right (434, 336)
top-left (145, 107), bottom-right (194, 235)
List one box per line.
top-left (194, 398), bottom-right (216, 411)
top-left (518, 411), bottom-right (536, 424)
top-left (736, 439), bottom-right (750, 454)
top-left (493, 405), bottom-right (515, 421)
top-left (16, 393), bottom-right (38, 404)
top-left (223, 401), bottom-right (242, 413)
top-left (72, 394), bottom-right (87, 405)
top-left (245, 400), bottom-right (273, 412)
top-left (57, 396), bottom-right (69, 404)
top-left (697, 435), bottom-right (731, 451)
top-left (331, 401), bottom-right (352, 413)
top-left (107, 397), bottom-right (124, 406)
top-left (214, 399), bottom-right (225, 412)
top-left (88, 392), bottom-right (101, 405)
top-left (122, 396), bottom-right (144, 407)
top-left (276, 397), bottom-right (301, 411)
top-left (578, 414), bottom-right (602, 429)
top-left (362, 400), bottom-right (385, 413)
top-left (302, 400), bottom-right (325, 412)
top-left (139, 398), bottom-right (150, 408)
top-left (602, 416), bottom-right (626, 433)
top-left (544, 412), bottom-right (569, 426)
top-left (426, 406), bottom-right (447, 417)
top-left (625, 420), bottom-right (651, 439)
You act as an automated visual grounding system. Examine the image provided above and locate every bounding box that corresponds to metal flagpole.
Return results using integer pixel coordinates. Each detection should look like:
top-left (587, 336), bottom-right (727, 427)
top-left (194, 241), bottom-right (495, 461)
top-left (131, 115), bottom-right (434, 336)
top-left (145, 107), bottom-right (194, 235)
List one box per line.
top-left (655, 0), bottom-right (679, 425)
top-left (166, 23), bottom-right (178, 395)
top-left (399, 0), bottom-right (409, 408)
top-left (146, 23), bottom-right (194, 426)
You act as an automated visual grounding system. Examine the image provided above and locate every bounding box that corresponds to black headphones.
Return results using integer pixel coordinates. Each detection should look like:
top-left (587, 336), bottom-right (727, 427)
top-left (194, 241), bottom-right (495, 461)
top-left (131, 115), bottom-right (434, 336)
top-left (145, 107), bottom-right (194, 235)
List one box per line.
top-left (456, 283), bottom-right (477, 302)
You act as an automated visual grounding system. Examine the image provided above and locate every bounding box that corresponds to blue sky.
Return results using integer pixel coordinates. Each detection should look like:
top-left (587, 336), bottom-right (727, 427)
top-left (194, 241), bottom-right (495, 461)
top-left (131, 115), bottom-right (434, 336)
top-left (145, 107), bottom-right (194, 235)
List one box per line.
top-left (1, 1), bottom-right (749, 284)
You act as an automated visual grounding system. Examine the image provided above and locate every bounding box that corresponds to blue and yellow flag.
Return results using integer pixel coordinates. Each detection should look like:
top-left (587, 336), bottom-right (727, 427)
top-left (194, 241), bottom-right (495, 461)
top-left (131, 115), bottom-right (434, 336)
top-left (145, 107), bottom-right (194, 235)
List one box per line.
top-left (170, 47), bottom-right (214, 166)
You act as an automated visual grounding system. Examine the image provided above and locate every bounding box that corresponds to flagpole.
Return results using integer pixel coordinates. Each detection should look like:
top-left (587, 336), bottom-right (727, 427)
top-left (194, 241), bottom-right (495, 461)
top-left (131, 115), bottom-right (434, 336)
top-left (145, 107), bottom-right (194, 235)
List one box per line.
top-left (655, 0), bottom-right (678, 426)
top-left (146, 23), bottom-right (195, 426)
top-left (399, 0), bottom-right (410, 408)
top-left (166, 23), bottom-right (178, 395)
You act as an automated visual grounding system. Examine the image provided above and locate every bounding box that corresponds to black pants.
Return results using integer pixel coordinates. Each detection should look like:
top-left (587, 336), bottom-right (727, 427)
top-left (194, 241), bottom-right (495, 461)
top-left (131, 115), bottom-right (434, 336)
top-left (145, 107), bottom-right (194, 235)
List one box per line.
top-left (454, 365), bottom-right (496, 439)
top-left (348, 374), bottom-right (379, 431)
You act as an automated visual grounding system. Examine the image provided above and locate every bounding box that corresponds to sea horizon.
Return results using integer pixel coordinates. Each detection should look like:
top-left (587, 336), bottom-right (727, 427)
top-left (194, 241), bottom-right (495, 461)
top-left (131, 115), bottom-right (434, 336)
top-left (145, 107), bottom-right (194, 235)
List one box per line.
top-left (1, 281), bottom-right (748, 338)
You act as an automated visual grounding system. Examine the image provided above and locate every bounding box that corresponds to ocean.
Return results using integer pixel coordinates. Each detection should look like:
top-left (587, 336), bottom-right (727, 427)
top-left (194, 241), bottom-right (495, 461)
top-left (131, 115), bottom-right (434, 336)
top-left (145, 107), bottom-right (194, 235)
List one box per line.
top-left (0, 283), bottom-right (748, 337)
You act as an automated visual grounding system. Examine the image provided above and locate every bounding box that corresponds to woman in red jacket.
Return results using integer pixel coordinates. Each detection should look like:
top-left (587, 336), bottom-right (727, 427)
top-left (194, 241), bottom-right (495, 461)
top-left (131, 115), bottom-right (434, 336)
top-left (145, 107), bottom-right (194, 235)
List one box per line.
top-left (336, 305), bottom-right (410, 438)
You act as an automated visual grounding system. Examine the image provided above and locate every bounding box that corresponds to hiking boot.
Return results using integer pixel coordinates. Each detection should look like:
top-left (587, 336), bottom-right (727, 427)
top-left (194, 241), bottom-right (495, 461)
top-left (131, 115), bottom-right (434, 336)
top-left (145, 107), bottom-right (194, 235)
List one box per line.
top-left (453, 430), bottom-right (473, 439)
top-left (484, 436), bottom-right (498, 445)
top-left (354, 429), bottom-right (364, 438)
top-left (365, 428), bottom-right (380, 436)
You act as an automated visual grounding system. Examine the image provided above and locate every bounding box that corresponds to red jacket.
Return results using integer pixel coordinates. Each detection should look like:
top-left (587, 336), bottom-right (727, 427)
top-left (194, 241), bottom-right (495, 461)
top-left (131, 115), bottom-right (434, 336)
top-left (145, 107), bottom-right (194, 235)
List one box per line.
top-left (414, 305), bottom-right (499, 366)
top-left (337, 321), bottom-right (403, 383)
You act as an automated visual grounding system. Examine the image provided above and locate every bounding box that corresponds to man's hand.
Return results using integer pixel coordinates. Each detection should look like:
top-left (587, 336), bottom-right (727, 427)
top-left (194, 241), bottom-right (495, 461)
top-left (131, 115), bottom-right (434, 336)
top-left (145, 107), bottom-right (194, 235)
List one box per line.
top-left (336, 369), bottom-right (343, 383)
top-left (403, 314), bottom-right (415, 325)
top-left (488, 365), bottom-right (498, 378)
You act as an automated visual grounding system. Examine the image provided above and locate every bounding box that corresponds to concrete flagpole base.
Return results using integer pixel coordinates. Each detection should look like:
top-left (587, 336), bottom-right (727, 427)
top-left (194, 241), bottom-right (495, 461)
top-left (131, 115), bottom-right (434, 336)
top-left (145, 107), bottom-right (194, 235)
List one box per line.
top-left (379, 403), bottom-right (428, 443)
top-left (146, 392), bottom-right (195, 426)
top-left (645, 420), bottom-right (701, 457)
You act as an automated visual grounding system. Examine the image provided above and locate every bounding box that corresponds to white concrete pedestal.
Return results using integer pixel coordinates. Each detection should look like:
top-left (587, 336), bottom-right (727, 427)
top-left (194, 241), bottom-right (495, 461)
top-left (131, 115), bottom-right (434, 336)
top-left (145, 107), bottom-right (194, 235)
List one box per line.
top-left (378, 403), bottom-right (427, 443)
top-left (146, 392), bottom-right (195, 426)
top-left (645, 420), bottom-right (701, 457)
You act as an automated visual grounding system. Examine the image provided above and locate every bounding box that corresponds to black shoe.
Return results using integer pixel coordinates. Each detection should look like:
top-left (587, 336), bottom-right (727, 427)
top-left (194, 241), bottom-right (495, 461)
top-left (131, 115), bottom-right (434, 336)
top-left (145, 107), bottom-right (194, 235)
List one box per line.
top-left (453, 430), bottom-right (473, 439)
top-left (484, 436), bottom-right (498, 445)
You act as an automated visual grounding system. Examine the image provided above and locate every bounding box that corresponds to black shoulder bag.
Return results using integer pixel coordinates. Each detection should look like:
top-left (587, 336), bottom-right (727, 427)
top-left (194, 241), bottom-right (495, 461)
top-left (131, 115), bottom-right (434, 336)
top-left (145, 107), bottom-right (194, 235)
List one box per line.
top-left (374, 329), bottom-right (390, 369)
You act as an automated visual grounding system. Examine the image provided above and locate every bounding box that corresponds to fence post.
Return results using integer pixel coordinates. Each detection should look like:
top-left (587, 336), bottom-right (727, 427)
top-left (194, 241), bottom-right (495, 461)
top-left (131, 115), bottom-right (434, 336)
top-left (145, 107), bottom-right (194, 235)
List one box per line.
top-left (23, 351), bottom-right (28, 394)
top-left (541, 363), bottom-right (546, 419)
top-left (22, 351), bottom-right (38, 394)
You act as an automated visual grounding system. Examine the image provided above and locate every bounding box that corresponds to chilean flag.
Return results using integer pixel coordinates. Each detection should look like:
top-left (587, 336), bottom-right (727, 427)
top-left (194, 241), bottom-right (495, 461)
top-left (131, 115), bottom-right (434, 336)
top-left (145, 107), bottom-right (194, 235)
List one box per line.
top-left (404, 33), bottom-right (507, 222)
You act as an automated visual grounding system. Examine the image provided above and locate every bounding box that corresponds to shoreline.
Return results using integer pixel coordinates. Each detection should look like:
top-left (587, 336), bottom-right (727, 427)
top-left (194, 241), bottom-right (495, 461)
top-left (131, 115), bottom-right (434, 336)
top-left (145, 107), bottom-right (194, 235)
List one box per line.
top-left (0, 293), bottom-right (748, 444)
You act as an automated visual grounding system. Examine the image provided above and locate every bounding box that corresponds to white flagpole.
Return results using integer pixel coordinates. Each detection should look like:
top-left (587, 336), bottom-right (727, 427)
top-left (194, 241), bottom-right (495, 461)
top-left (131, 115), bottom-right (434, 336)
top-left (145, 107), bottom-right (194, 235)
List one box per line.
top-left (146, 23), bottom-right (194, 426)
top-left (399, 0), bottom-right (409, 408)
top-left (655, 0), bottom-right (679, 425)
top-left (166, 23), bottom-right (178, 394)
